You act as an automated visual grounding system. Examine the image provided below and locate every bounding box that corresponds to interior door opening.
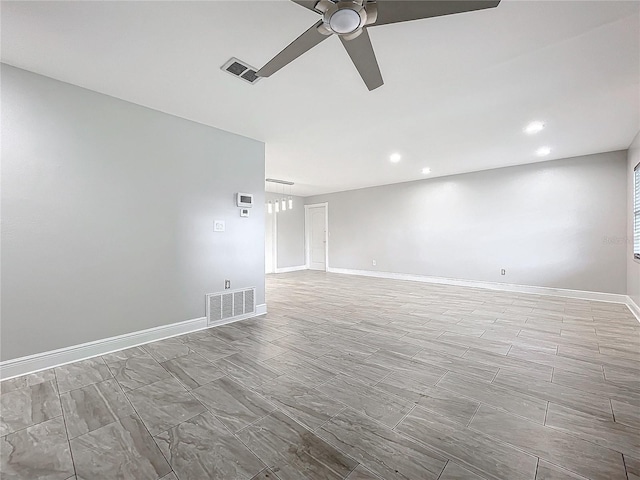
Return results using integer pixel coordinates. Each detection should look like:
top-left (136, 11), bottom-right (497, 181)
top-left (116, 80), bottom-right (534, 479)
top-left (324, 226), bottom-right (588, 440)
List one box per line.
top-left (305, 203), bottom-right (328, 271)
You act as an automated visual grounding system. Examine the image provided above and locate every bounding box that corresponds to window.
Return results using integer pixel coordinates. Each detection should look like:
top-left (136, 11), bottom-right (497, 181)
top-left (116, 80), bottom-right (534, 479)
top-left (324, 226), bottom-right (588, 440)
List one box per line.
top-left (636, 163), bottom-right (640, 260)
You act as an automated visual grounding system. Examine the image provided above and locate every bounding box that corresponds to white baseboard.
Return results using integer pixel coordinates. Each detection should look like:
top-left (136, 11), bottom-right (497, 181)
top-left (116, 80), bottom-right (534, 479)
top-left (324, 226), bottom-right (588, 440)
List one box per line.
top-left (0, 304), bottom-right (267, 381)
top-left (327, 267), bottom-right (630, 305)
top-left (275, 265), bottom-right (307, 274)
top-left (626, 297), bottom-right (640, 322)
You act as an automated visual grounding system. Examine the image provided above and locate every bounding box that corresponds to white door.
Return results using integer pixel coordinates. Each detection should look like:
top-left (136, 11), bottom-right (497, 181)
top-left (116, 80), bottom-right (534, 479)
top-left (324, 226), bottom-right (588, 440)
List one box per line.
top-left (306, 205), bottom-right (327, 271)
top-left (265, 210), bottom-right (276, 273)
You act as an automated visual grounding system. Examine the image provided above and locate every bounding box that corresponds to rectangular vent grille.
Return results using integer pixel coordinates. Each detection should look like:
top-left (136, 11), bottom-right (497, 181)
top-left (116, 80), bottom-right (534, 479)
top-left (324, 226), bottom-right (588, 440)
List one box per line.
top-left (207, 287), bottom-right (256, 325)
top-left (233, 292), bottom-right (244, 316)
top-left (221, 57), bottom-right (262, 84)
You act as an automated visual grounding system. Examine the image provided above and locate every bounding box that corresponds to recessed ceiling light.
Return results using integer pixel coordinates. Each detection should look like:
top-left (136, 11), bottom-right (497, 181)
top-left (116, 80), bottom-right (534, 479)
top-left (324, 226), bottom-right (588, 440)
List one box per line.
top-left (524, 121), bottom-right (545, 135)
top-left (536, 146), bottom-right (551, 156)
top-left (390, 153), bottom-right (401, 163)
top-left (421, 167), bottom-right (431, 174)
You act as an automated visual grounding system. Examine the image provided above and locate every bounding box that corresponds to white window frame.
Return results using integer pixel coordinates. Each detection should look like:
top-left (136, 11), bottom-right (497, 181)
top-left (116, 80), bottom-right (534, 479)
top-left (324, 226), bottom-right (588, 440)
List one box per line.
top-left (635, 162), bottom-right (640, 261)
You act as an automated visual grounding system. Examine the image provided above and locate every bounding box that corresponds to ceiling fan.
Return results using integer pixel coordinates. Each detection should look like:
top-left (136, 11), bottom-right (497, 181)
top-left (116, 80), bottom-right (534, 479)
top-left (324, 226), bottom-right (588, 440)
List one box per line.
top-left (256, 0), bottom-right (500, 91)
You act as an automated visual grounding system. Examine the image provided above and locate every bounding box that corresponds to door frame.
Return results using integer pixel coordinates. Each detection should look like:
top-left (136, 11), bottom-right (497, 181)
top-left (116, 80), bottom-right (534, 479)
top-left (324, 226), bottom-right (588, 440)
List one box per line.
top-left (304, 202), bottom-right (329, 271)
top-left (265, 207), bottom-right (278, 274)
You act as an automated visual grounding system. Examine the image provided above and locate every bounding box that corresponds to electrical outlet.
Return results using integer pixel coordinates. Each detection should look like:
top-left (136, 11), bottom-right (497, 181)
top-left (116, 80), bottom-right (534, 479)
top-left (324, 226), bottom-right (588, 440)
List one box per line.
top-left (372, 260), bottom-right (377, 266)
top-left (501, 269), bottom-right (506, 276)
top-left (225, 280), bottom-right (231, 289)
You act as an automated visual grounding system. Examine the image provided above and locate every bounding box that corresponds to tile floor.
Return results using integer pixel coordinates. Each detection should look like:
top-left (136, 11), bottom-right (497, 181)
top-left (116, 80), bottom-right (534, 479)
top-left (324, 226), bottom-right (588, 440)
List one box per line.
top-left (1, 271), bottom-right (639, 479)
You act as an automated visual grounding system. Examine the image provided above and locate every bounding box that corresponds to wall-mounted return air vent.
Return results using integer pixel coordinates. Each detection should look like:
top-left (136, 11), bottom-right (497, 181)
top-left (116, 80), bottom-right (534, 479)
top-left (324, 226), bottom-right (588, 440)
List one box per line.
top-left (221, 57), bottom-right (262, 84)
top-left (206, 287), bottom-right (256, 326)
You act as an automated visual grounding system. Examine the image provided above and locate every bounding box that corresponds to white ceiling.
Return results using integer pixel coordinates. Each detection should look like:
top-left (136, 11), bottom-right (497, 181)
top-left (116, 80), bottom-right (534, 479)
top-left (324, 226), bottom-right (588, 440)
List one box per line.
top-left (2, 0), bottom-right (639, 196)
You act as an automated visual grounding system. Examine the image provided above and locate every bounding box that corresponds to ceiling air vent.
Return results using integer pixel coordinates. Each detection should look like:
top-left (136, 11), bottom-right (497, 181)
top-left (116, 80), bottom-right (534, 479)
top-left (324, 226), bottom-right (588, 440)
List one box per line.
top-left (221, 57), bottom-right (262, 85)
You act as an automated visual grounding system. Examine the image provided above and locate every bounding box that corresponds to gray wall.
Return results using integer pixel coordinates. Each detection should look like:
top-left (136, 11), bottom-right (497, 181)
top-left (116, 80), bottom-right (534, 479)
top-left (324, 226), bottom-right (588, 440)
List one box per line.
top-left (628, 133), bottom-right (640, 308)
top-left (265, 192), bottom-right (305, 269)
top-left (1, 65), bottom-right (265, 361)
top-left (307, 151), bottom-right (628, 294)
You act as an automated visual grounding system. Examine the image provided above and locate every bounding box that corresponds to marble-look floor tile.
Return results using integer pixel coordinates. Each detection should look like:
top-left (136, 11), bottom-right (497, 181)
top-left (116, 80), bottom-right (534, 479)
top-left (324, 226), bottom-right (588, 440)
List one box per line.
top-left (437, 371), bottom-right (548, 423)
top-left (364, 350), bottom-right (448, 384)
top-left (462, 348), bottom-right (554, 381)
top-left (357, 333), bottom-right (423, 357)
top-left (625, 455), bottom-right (640, 480)
top-left (213, 353), bottom-right (281, 389)
top-left (493, 370), bottom-right (613, 419)
top-left (177, 328), bottom-right (216, 343)
top-left (142, 337), bottom-right (191, 363)
top-left (60, 378), bottom-right (134, 438)
top-left (318, 407), bottom-right (447, 480)
top-left (109, 354), bottom-right (171, 391)
top-left (125, 377), bottom-right (206, 436)
top-left (237, 410), bottom-right (358, 480)
top-left (545, 403), bottom-right (640, 459)
top-left (599, 345), bottom-right (640, 361)
top-left (468, 404), bottom-right (626, 480)
top-left (191, 376), bottom-right (275, 432)
top-left (395, 405), bottom-right (537, 480)
top-left (316, 350), bottom-right (391, 385)
top-left (401, 335), bottom-right (470, 357)
top-left (101, 346), bottom-right (147, 365)
top-left (346, 465), bottom-right (381, 479)
top-left (503, 333), bottom-right (560, 354)
top-left (0, 380), bottom-right (61, 436)
top-left (6, 272), bottom-right (636, 480)
top-left (374, 371), bottom-right (445, 403)
top-left (611, 399), bottom-right (640, 429)
top-left (0, 369), bottom-right (56, 395)
top-left (187, 336), bottom-right (239, 362)
top-left (411, 385), bottom-right (480, 426)
top-left (70, 414), bottom-right (170, 480)
top-left (438, 332), bottom-right (512, 355)
top-left (254, 376), bottom-right (344, 431)
top-left (159, 473), bottom-right (178, 480)
top-left (160, 352), bottom-right (224, 390)
top-left (263, 351), bottom-right (337, 388)
top-left (558, 345), bottom-right (640, 372)
top-left (413, 349), bottom-right (498, 382)
top-left (598, 340), bottom-right (640, 357)
top-left (508, 346), bottom-right (604, 377)
top-left (316, 374), bottom-right (413, 428)
top-left (439, 461), bottom-right (486, 480)
top-left (318, 335), bottom-right (380, 356)
top-left (229, 336), bottom-right (290, 362)
top-left (535, 460), bottom-right (588, 479)
top-left (208, 324), bottom-right (252, 343)
top-left (55, 357), bottom-right (112, 393)
top-left (551, 368), bottom-right (640, 407)
top-left (604, 365), bottom-right (640, 390)
top-left (251, 468), bottom-right (280, 479)
top-left (0, 416), bottom-right (74, 480)
top-left (271, 334), bottom-right (334, 359)
top-left (155, 411), bottom-right (265, 480)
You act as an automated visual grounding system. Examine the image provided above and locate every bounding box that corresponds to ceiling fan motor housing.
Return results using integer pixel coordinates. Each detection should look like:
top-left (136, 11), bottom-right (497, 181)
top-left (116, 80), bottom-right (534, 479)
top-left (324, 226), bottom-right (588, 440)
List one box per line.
top-left (316, 0), bottom-right (378, 39)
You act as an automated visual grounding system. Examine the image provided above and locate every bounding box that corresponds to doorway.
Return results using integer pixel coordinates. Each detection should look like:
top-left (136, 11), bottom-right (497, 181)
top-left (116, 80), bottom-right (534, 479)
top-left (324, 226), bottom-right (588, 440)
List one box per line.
top-left (305, 203), bottom-right (328, 271)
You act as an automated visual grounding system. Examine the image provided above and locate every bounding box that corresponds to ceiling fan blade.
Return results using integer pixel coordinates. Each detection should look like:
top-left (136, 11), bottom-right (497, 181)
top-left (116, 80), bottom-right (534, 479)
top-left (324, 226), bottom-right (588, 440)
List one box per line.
top-left (257, 20), bottom-right (329, 78)
top-left (290, 0), bottom-right (319, 12)
top-left (340, 28), bottom-right (383, 91)
top-left (374, 0), bottom-right (500, 26)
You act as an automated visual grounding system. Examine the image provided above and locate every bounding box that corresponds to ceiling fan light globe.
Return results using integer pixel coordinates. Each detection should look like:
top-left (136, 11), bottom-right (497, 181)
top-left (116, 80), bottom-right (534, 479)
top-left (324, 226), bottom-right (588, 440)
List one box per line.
top-left (329, 8), bottom-right (361, 34)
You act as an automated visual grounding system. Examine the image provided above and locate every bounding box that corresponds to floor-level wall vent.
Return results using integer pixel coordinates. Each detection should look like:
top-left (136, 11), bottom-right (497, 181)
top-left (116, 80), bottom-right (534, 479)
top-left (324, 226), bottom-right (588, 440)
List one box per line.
top-left (206, 287), bottom-right (256, 325)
